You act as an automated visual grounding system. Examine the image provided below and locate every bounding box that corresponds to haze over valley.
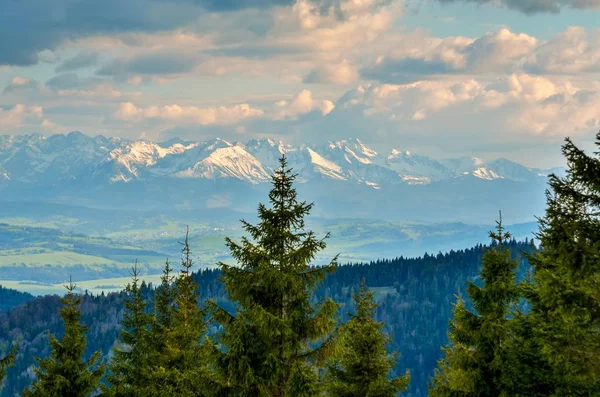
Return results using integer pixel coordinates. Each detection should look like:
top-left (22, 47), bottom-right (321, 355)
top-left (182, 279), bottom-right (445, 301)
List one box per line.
top-left (0, 131), bottom-right (551, 292)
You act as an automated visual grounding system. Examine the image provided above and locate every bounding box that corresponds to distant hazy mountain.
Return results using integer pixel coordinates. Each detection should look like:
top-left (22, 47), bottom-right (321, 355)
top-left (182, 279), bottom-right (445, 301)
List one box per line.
top-left (0, 132), bottom-right (558, 223)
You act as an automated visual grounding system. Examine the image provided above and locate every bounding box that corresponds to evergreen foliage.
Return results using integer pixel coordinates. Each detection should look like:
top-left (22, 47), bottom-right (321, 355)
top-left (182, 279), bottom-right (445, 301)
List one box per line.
top-left (102, 263), bottom-right (152, 396)
top-left (151, 228), bottom-right (211, 395)
top-left (209, 155), bottom-right (339, 396)
top-left (146, 258), bottom-right (175, 383)
top-left (22, 279), bottom-right (105, 397)
top-left (520, 132), bottom-right (600, 395)
top-left (429, 213), bottom-right (519, 396)
top-left (0, 348), bottom-right (15, 386)
top-left (0, 240), bottom-right (533, 397)
top-left (326, 280), bottom-right (409, 397)
top-left (0, 285), bottom-right (33, 312)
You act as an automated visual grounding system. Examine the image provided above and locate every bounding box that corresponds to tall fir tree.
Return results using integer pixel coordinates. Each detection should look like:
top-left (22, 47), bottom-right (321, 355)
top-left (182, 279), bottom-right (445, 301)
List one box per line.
top-left (148, 229), bottom-right (211, 396)
top-left (0, 348), bottom-right (15, 386)
top-left (429, 213), bottom-right (518, 396)
top-left (209, 155), bottom-right (339, 396)
top-left (520, 132), bottom-right (600, 395)
top-left (23, 279), bottom-right (105, 397)
top-left (148, 259), bottom-right (175, 360)
top-left (102, 263), bottom-right (152, 396)
top-left (325, 280), bottom-right (409, 397)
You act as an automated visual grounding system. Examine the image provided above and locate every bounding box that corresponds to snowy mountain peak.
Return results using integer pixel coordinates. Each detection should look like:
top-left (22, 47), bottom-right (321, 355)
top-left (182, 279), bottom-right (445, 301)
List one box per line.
top-left (176, 145), bottom-right (270, 184)
top-left (306, 148), bottom-right (347, 180)
top-left (388, 149), bottom-right (411, 159)
top-left (472, 167), bottom-right (504, 180)
top-left (0, 132), bottom-right (557, 188)
top-left (331, 138), bottom-right (378, 159)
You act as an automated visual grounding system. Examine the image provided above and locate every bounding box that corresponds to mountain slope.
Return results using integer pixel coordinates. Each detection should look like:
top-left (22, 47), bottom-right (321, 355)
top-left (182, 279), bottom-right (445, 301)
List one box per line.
top-left (0, 132), bottom-right (558, 223)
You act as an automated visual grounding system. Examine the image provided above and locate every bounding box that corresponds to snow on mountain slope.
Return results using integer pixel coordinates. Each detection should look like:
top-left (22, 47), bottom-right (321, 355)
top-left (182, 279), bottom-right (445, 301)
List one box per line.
top-left (314, 140), bottom-right (402, 188)
top-left (107, 141), bottom-right (198, 182)
top-left (327, 138), bottom-right (377, 165)
top-left (305, 148), bottom-right (347, 180)
top-left (0, 132), bottom-right (557, 188)
top-left (440, 157), bottom-right (485, 174)
top-left (0, 132), bottom-right (119, 183)
top-left (242, 138), bottom-right (293, 171)
top-left (109, 141), bottom-right (197, 168)
top-left (385, 149), bottom-right (451, 184)
top-left (175, 145), bottom-right (270, 183)
top-left (472, 167), bottom-right (504, 180)
top-left (482, 158), bottom-right (544, 182)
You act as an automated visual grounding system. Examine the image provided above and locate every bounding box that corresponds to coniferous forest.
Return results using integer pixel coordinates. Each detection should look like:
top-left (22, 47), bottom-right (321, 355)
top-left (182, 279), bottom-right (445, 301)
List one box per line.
top-left (1, 132), bottom-right (600, 395)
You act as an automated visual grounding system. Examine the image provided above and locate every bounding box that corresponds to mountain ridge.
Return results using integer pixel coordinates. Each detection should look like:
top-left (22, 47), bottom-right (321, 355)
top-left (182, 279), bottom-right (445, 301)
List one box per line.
top-left (0, 132), bottom-right (557, 188)
top-left (0, 132), bottom-right (558, 223)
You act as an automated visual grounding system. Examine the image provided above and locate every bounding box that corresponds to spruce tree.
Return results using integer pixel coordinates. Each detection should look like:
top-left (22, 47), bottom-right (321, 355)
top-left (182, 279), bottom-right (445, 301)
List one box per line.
top-left (0, 348), bottom-right (15, 386)
top-left (23, 279), bottom-right (105, 397)
top-left (102, 263), bottom-right (152, 396)
top-left (148, 259), bottom-right (175, 362)
top-left (141, 259), bottom-right (174, 395)
top-left (154, 259), bottom-right (175, 335)
top-left (149, 229), bottom-right (211, 395)
top-left (325, 281), bottom-right (409, 397)
top-left (429, 213), bottom-right (518, 396)
top-left (520, 132), bottom-right (600, 395)
top-left (209, 155), bottom-right (339, 396)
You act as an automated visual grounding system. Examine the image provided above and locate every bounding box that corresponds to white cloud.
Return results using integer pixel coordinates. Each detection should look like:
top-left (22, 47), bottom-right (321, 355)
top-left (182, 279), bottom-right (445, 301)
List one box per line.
top-left (275, 89), bottom-right (335, 119)
top-left (65, 0), bottom-right (400, 84)
top-left (114, 102), bottom-right (264, 125)
top-left (285, 73), bottom-right (600, 153)
top-left (362, 27), bottom-right (600, 83)
top-left (525, 27), bottom-right (600, 74)
top-left (3, 77), bottom-right (42, 93)
top-left (0, 104), bottom-right (44, 132)
top-left (304, 59), bottom-right (359, 84)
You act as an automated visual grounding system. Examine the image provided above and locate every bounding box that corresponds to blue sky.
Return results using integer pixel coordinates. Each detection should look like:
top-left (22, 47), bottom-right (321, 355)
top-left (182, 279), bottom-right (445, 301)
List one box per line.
top-left (1, 0), bottom-right (599, 167)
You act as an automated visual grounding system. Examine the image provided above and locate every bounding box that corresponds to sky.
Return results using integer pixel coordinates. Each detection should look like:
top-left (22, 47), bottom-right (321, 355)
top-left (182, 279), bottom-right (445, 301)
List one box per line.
top-left (1, 0), bottom-right (599, 168)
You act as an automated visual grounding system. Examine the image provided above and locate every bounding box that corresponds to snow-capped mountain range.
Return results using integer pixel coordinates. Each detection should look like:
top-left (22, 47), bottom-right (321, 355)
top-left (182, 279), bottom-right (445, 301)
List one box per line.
top-left (0, 132), bottom-right (558, 223)
top-left (0, 132), bottom-right (554, 188)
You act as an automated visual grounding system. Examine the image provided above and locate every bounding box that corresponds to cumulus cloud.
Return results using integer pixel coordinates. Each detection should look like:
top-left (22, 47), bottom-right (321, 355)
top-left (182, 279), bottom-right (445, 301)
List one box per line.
top-left (3, 77), bottom-right (41, 93)
top-left (0, 104), bottom-right (44, 131)
top-left (361, 27), bottom-right (600, 83)
top-left (304, 60), bottom-right (359, 84)
top-left (362, 29), bottom-right (538, 82)
top-left (114, 102), bottom-right (264, 125)
top-left (524, 27), bottom-right (600, 74)
top-left (319, 74), bottom-right (600, 145)
top-left (436, 0), bottom-right (600, 14)
top-left (275, 89), bottom-right (335, 119)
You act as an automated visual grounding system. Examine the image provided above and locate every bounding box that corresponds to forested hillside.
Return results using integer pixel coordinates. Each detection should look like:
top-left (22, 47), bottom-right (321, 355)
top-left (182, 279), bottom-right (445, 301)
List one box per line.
top-left (0, 287), bottom-right (32, 312)
top-left (0, 240), bottom-right (534, 396)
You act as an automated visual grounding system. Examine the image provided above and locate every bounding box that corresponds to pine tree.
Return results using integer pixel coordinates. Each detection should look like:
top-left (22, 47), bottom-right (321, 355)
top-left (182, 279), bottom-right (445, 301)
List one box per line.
top-left (102, 262), bottom-right (152, 396)
top-left (23, 279), bottom-right (105, 397)
top-left (520, 133), bottom-right (600, 395)
top-left (0, 347), bottom-right (15, 386)
top-left (153, 259), bottom-right (175, 336)
top-left (148, 229), bottom-right (211, 395)
top-left (325, 280), bottom-right (409, 397)
top-left (140, 259), bottom-right (175, 395)
top-left (209, 155), bottom-right (339, 396)
top-left (148, 259), bottom-right (175, 362)
top-left (429, 213), bottom-right (518, 396)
